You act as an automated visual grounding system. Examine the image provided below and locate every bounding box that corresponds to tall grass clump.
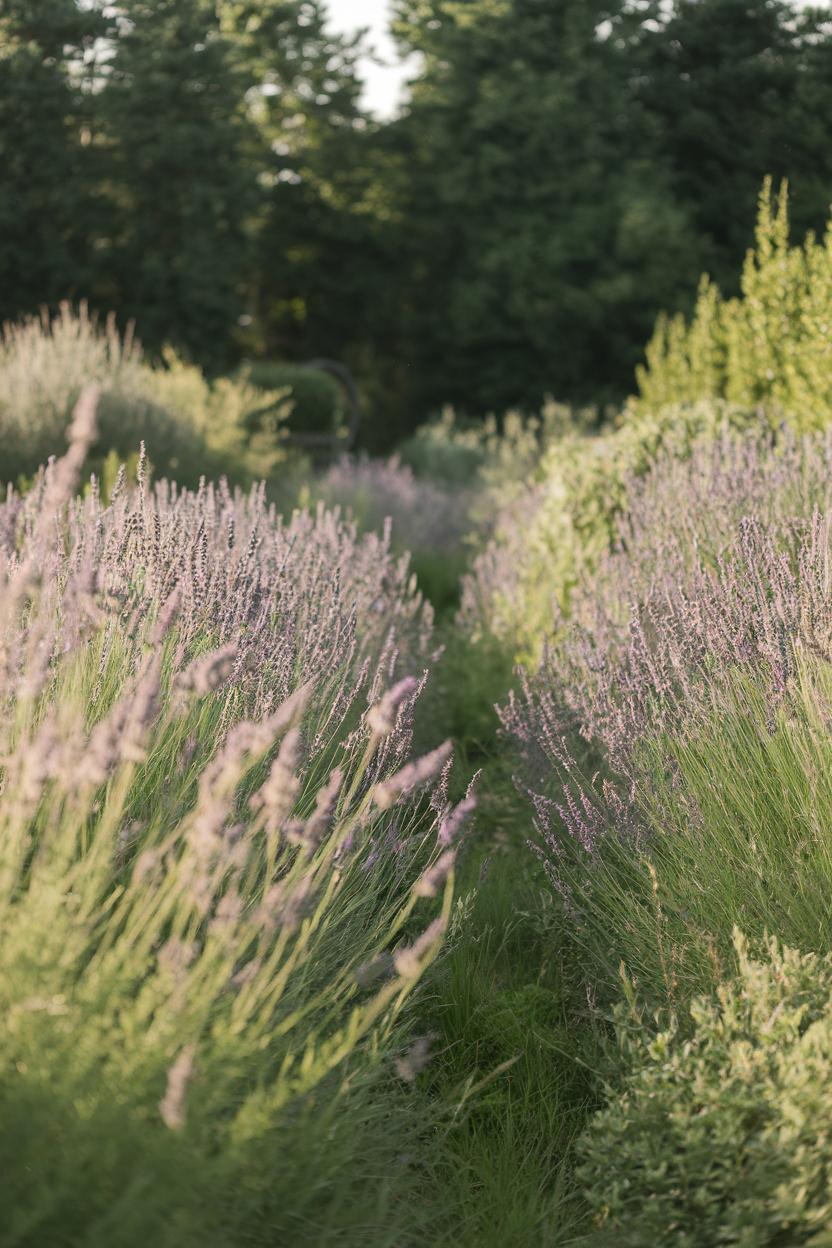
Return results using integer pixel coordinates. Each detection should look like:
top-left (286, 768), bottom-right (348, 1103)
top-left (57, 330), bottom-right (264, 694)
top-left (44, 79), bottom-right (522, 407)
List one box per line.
top-left (0, 390), bottom-right (475, 1246)
top-left (0, 305), bottom-right (293, 489)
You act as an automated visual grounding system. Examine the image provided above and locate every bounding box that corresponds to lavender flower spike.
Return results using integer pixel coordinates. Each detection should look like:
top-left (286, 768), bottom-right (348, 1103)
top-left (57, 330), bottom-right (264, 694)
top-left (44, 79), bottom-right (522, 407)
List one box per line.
top-left (367, 677), bottom-right (418, 736)
top-left (374, 740), bottom-right (453, 810)
top-left (394, 916), bottom-right (447, 980)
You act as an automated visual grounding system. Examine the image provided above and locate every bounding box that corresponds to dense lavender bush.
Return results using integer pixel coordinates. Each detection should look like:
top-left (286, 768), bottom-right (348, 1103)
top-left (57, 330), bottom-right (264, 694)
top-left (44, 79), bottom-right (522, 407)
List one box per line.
top-left (502, 428), bottom-right (832, 1000)
top-left (0, 391), bottom-right (474, 1244)
top-left (506, 427), bottom-right (832, 777)
top-left (313, 453), bottom-right (472, 559)
top-left (459, 400), bottom-right (758, 660)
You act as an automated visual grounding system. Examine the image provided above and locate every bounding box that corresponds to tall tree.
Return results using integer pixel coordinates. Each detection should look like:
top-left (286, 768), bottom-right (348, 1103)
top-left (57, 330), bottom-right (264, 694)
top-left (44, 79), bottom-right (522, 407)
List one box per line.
top-left (0, 0), bottom-right (112, 322)
top-left (219, 2), bottom-right (413, 446)
top-left (101, 0), bottom-right (259, 366)
top-left (629, 0), bottom-right (832, 294)
top-left (388, 0), bottom-right (699, 420)
top-left (228, 4), bottom-right (380, 355)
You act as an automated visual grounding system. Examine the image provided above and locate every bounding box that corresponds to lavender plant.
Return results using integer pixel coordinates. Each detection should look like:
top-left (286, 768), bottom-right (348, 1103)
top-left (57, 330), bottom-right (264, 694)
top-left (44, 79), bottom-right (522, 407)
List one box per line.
top-left (506, 427), bottom-right (832, 777)
top-left (312, 452), bottom-right (472, 559)
top-left (458, 400), bottom-right (759, 662)
top-left (502, 428), bottom-right (832, 1001)
top-left (0, 390), bottom-right (475, 1244)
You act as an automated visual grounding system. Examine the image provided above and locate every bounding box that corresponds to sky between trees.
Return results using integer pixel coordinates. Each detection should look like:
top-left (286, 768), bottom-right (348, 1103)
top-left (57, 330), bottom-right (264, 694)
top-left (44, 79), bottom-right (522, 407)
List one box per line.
top-left (326, 0), bottom-right (413, 116)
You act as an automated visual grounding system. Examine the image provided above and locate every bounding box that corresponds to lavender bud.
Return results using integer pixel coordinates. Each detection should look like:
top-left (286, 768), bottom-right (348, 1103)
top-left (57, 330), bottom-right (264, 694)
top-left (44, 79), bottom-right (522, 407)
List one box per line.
top-left (159, 1043), bottom-right (197, 1131)
top-left (367, 677), bottom-right (418, 736)
top-left (395, 1032), bottom-right (439, 1083)
top-left (394, 916), bottom-right (446, 979)
top-left (374, 740), bottom-right (453, 810)
top-left (413, 849), bottom-right (456, 898)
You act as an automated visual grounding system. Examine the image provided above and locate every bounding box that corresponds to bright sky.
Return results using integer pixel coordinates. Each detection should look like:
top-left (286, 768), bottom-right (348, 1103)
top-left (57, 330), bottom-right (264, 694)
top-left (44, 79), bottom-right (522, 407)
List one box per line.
top-left (325, 0), bottom-right (413, 117)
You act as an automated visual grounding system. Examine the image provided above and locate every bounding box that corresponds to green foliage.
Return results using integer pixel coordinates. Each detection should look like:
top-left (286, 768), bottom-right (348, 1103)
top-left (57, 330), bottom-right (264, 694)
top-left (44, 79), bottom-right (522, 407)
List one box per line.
top-left (0, 647), bottom-right (449, 1244)
top-left (578, 930), bottom-right (832, 1246)
top-left (411, 800), bottom-right (598, 1247)
top-left (4, 4), bottom-right (832, 434)
top-left (0, 307), bottom-right (293, 488)
top-left (399, 409), bottom-right (490, 486)
top-left (409, 549), bottom-right (468, 620)
top-left (244, 361), bottom-right (346, 438)
top-left (0, 0), bottom-right (372, 375)
top-left (389, 0), bottom-right (699, 419)
top-left (0, 1069), bottom-right (422, 1247)
top-left (100, 0), bottom-right (257, 366)
top-left (0, 431), bottom-right (458, 1243)
top-left (0, 1), bottom-right (110, 323)
top-left (401, 404), bottom-right (589, 494)
top-left (638, 179), bottom-right (832, 427)
top-left (631, 0), bottom-right (832, 297)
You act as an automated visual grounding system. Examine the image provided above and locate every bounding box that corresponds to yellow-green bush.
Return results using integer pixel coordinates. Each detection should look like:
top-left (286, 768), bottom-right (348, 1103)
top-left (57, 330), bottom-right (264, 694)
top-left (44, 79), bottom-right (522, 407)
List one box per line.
top-left (637, 178), bottom-right (832, 427)
top-left (578, 931), bottom-right (832, 1247)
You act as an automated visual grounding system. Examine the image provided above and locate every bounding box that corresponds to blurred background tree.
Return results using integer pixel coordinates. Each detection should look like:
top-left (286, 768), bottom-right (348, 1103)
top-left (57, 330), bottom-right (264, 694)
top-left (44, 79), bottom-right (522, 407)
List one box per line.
top-left (0, 0), bottom-right (113, 320)
top-left (1, 0), bottom-right (831, 444)
top-left (627, 0), bottom-right (832, 294)
top-left (101, 0), bottom-right (258, 368)
top-left (386, 0), bottom-right (700, 420)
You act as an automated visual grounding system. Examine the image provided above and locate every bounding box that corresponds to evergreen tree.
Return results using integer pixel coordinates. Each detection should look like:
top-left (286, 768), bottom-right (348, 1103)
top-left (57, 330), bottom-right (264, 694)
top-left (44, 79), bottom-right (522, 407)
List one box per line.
top-left (227, 3), bottom-right (381, 359)
top-left (0, 0), bottom-right (111, 322)
top-left (388, 0), bottom-right (699, 419)
top-left (102, 0), bottom-right (258, 365)
top-left (630, 0), bottom-right (832, 294)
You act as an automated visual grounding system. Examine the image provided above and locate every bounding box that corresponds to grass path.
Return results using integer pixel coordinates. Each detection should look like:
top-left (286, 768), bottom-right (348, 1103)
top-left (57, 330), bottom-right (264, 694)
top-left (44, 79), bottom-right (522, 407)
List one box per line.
top-left (401, 622), bottom-right (605, 1245)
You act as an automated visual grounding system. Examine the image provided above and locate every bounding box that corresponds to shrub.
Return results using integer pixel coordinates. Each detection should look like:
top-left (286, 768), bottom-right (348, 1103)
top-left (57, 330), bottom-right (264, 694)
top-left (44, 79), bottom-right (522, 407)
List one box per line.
top-left (314, 453), bottom-right (469, 549)
top-left (0, 306), bottom-right (292, 489)
top-left (141, 349), bottom-right (294, 483)
top-left (398, 408), bottom-right (492, 485)
top-left (507, 425), bottom-right (832, 777)
top-left (0, 391), bottom-right (473, 1244)
top-left (244, 360), bottom-right (347, 440)
top-left (460, 399), bottom-right (755, 662)
top-left (578, 931), bottom-right (832, 1247)
top-left (400, 402), bottom-right (589, 494)
top-left (637, 179), bottom-right (832, 428)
